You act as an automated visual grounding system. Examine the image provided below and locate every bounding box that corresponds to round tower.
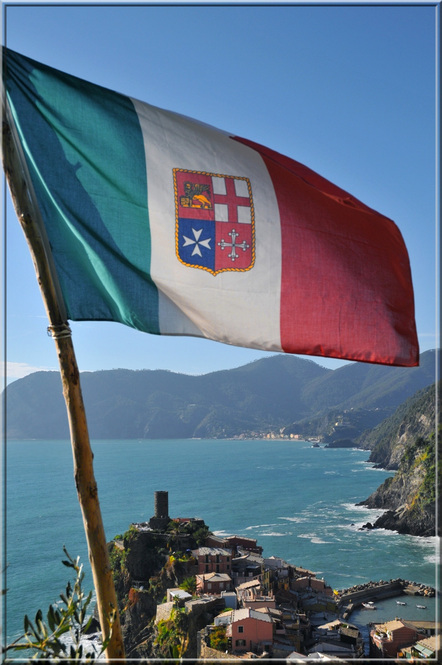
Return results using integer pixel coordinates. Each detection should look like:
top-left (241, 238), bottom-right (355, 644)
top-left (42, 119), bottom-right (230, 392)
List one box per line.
top-left (154, 491), bottom-right (169, 519)
top-left (149, 490), bottom-right (170, 530)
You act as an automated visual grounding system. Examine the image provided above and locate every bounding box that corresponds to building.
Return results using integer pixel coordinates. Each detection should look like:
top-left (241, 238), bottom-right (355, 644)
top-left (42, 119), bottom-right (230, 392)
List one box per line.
top-left (166, 588), bottom-right (192, 605)
top-left (311, 619), bottom-right (364, 659)
top-left (370, 619), bottom-right (422, 658)
top-left (231, 552), bottom-right (263, 584)
top-left (225, 608), bottom-right (273, 655)
top-left (224, 535), bottom-right (263, 555)
top-left (235, 579), bottom-right (276, 610)
top-left (196, 572), bottom-right (232, 595)
top-left (292, 576), bottom-right (333, 595)
top-left (402, 634), bottom-right (440, 660)
top-left (194, 546), bottom-right (232, 574)
top-left (308, 640), bottom-right (357, 659)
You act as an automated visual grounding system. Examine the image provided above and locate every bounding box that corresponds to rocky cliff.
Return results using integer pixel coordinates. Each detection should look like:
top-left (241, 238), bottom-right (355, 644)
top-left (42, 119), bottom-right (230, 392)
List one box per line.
top-left (357, 382), bottom-right (438, 469)
top-left (108, 520), bottom-right (211, 659)
top-left (358, 382), bottom-right (440, 537)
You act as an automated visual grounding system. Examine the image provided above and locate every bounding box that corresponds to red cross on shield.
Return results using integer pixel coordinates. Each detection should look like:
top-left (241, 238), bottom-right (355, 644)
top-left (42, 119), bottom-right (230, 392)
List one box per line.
top-left (174, 169), bottom-right (255, 275)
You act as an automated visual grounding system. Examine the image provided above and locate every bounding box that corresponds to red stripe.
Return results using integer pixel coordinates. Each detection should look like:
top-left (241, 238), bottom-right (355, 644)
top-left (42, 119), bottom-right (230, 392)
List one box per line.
top-left (233, 136), bottom-right (419, 367)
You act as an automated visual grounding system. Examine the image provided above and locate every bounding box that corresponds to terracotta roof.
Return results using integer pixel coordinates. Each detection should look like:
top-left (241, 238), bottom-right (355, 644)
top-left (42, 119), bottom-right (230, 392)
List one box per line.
top-left (236, 579), bottom-right (261, 590)
top-left (375, 619), bottom-right (406, 632)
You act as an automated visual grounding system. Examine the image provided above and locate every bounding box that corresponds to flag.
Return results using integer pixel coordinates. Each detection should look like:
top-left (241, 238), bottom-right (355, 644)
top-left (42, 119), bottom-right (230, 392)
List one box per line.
top-left (3, 48), bottom-right (419, 366)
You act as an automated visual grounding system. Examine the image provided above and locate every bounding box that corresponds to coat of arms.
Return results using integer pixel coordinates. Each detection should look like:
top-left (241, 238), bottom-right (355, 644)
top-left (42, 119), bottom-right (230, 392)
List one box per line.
top-left (174, 168), bottom-right (255, 275)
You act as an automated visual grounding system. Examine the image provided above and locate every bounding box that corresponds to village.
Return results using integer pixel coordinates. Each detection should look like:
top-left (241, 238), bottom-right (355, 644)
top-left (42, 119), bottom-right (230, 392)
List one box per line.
top-left (110, 492), bottom-right (439, 661)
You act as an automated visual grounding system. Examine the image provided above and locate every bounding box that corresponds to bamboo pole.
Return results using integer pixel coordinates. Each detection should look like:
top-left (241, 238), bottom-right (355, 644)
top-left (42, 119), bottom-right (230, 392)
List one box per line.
top-left (2, 105), bottom-right (125, 661)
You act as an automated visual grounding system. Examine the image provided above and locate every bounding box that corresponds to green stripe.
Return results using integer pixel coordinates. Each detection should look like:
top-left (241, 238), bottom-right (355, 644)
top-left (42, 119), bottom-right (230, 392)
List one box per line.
top-left (5, 48), bottom-right (160, 333)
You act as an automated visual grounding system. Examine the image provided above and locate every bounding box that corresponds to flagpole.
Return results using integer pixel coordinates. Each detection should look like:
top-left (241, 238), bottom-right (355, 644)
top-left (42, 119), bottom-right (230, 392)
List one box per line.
top-left (2, 106), bottom-right (125, 661)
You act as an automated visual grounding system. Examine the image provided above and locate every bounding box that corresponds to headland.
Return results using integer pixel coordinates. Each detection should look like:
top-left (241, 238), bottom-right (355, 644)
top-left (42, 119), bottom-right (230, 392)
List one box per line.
top-left (107, 491), bottom-right (438, 661)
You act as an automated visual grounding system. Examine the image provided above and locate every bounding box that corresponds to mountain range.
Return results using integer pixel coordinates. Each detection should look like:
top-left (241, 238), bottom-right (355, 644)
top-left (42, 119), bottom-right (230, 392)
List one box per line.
top-left (5, 349), bottom-right (438, 440)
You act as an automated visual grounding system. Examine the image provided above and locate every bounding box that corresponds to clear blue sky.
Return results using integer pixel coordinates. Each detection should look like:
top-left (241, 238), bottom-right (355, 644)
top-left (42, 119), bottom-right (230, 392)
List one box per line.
top-left (2, 2), bottom-right (439, 382)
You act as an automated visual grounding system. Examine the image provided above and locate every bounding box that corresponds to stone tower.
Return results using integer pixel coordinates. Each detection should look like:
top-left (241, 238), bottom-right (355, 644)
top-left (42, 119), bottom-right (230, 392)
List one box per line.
top-left (149, 490), bottom-right (170, 530)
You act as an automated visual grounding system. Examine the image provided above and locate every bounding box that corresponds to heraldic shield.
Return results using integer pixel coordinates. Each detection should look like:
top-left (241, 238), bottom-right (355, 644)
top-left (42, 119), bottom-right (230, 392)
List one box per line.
top-left (174, 169), bottom-right (255, 275)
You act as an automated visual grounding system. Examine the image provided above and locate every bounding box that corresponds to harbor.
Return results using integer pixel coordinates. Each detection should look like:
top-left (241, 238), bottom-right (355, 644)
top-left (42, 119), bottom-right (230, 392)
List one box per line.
top-left (337, 578), bottom-right (436, 619)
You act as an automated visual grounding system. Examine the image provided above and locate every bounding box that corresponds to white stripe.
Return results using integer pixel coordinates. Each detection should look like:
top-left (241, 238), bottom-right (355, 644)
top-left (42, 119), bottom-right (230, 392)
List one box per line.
top-left (132, 98), bottom-right (283, 352)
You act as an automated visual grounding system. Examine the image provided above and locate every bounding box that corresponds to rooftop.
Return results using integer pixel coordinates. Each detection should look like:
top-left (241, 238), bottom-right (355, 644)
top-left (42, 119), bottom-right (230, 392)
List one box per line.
top-left (373, 619), bottom-right (407, 632)
top-left (196, 547), bottom-right (231, 556)
top-left (231, 608), bottom-right (272, 624)
top-left (197, 572), bottom-right (232, 582)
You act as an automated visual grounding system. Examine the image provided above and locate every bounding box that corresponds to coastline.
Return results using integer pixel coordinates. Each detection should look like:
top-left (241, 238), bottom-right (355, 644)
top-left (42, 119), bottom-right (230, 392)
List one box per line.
top-left (336, 579), bottom-right (436, 620)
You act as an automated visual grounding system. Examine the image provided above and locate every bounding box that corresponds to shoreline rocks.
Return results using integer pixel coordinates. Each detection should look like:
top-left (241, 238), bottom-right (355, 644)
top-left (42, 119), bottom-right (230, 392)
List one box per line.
top-left (337, 578), bottom-right (436, 602)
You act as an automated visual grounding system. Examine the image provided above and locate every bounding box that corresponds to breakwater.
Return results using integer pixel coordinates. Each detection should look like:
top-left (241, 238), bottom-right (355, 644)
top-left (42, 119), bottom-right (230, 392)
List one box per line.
top-left (337, 579), bottom-right (436, 619)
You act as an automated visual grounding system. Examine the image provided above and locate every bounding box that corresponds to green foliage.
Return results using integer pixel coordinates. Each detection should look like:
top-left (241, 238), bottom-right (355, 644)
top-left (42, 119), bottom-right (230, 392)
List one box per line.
top-left (5, 547), bottom-right (114, 662)
top-left (147, 574), bottom-right (164, 599)
top-left (408, 429), bottom-right (440, 508)
top-left (155, 607), bottom-right (189, 658)
top-left (179, 576), bottom-right (196, 595)
top-left (165, 518), bottom-right (211, 548)
top-left (123, 524), bottom-right (139, 546)
top-left (192, 525), bottom-right (210, 546)
top-left (208, 625), bottom-right (228, 652)
top-left (109, 541), bottom-right (126, 569)
top-left (358, 382), bottom-right (438, 467)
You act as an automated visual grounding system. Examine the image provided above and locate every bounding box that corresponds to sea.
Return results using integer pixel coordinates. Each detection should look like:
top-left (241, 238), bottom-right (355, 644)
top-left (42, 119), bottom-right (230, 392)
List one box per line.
top-left (4, 438), bottom-right (439, 649)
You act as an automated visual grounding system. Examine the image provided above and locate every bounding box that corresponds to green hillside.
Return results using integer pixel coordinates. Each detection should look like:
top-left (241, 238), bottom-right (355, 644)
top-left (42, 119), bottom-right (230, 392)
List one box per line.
top-left (5, 349), bottom-right (438, 440)
top-left (358, 381), bottom-right (440, 537)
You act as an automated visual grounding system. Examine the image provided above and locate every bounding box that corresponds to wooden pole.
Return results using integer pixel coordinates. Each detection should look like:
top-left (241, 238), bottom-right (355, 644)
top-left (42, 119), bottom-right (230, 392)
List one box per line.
top-left (2, 104), bottom-right (125, 661)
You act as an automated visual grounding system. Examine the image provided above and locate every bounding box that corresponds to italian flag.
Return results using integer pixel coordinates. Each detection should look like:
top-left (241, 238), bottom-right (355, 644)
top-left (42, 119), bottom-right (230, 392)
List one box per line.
top-left (4, 48), bottom-right (419, 366)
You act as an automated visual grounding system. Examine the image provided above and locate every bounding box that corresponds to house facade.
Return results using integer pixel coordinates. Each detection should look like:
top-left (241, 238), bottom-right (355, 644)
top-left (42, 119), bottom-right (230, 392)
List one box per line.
top-left (370, 620), bottom-right (421, 658)
top-left (226, 608), bottom-right (273, 655)
top-left (402, 634), bottom-right (440, 660)
top-left (195, 547), bottom-right (232, 574)
top-left (196, 572), bottom-right (232, 595)
top-left (236, 579), bottom-right (276, 610)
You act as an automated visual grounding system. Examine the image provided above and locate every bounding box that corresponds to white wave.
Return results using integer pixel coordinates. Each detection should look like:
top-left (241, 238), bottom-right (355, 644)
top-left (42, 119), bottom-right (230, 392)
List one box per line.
top-left (278, 516), bottom-right (307, 523)
top-left (341, 502), bottom-right (384, 515)
top-left (424, 554), bottom-right (439, 564)
top-left (311, 537), bottom-right (331, 544)
top-left (60, 632), bottom-right (105, 661)
top-left (410, 535), bottom-right (437, 547)
top-left (324, 470), bottom-right (338, 475)
top-left (298, 533), bottom-right (316, 539)
top-left (372, 527), bottom-right (399, 536)
top-left (367, 466), bottom-right (395, 473)
top-left (259, 531), bottom-right (288, 537)
top-left (245, 523), bottom-right (276, 530)
top-left (340, 521), bottom-right (367, 532)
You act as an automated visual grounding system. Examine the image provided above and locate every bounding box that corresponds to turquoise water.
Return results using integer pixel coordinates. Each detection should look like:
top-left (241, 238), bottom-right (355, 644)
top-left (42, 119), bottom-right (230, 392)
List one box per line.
top-left (5, 439), bottom-right (438, 643)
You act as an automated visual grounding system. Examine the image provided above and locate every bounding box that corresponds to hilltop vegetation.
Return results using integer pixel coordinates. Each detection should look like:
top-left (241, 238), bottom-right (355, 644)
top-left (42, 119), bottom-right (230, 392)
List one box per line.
top-left (6, 349), bottom-right (437, 440)
top-left (357, 381), bottom-right (439, 467)
top-left (359, 382), bottom-right (440, 537)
